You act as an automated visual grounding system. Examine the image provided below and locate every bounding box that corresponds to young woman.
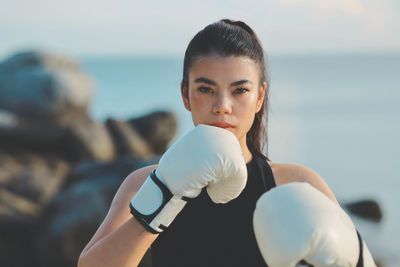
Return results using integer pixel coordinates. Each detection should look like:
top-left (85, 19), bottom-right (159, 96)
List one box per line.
top-left (78, 19), bottom-right (373, 267)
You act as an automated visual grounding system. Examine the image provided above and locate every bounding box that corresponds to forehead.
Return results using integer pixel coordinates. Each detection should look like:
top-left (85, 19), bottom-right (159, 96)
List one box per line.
top-left (189, 56), bottom-right (259, 83)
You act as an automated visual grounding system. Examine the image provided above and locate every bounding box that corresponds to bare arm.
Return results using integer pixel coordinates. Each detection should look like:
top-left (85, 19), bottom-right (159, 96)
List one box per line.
top-left (78, 165), bottom-right (158, 267)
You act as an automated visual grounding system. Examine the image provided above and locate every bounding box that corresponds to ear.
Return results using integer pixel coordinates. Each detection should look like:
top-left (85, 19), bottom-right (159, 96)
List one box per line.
top-left (256, 82), bottom-right (267, 112)
top-left (181, 82), bottom-right (191, 111)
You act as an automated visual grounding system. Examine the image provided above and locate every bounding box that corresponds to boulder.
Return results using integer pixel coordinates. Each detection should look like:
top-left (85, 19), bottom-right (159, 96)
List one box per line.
top-left (61, 115), bottom-right (116, 162)
top-left (0, 50), bottom-right (79, 71)
top-left (0, 153), bottom-right (69, 211)
top-left (0, 112), bottom-right (116, 163)
top-left (0, 109), bottom-right (18, 127)
top-left (0, 50), bottom-right (178, 267)
top-left (0, 50), bottom-right (93, 120)
top-left (106, 118), bottom-right (153, 158)
top-left (0, 153), bottom-right (70, 267)
top-left (34, 155), bottom-right (157, 267)
top-left (0, 217), bottom-right (38, 267)
top-left (344, 199), bottom-right (383, 223)
top-left (128, 111), bottom-right (177, 154)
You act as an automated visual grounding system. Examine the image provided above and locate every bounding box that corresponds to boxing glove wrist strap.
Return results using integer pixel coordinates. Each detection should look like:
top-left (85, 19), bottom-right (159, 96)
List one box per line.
top-left (130, 170), bottom-right (189, 234)
top-left (356, 230), bottom-right (364, 267)
top-left (299, 230), bottom-right (365, 267)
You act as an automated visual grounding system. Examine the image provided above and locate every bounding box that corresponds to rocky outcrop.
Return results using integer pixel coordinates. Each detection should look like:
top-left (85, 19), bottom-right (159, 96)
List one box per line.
top-left (0, 51), bottom-right (93, 120)
top-left (0, 50), bottom-right (177, 267)
top-left (0, 111), bottom-right (116, 162)
top-left (344, 199), bottom-right (383, 223)
top-left (106, 111), bottom-right (177, 158)
top-left (128, 111), bottom-right (177, 154)
top-left (34, 155), bottom-right (157, 267)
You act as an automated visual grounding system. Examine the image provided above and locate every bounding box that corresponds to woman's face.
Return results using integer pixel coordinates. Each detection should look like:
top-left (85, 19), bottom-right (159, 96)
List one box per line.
top-left (182, 56), bottom-right (266, 148)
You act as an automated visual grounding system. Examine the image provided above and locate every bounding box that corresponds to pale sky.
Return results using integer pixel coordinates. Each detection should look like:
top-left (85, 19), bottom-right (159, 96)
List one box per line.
top-left (1, 0), bottom-right (399, 58)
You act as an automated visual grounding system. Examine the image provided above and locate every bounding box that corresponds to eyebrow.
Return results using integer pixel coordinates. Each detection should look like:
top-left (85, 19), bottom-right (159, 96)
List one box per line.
top-left (194, 77), bottom-right (253, 86)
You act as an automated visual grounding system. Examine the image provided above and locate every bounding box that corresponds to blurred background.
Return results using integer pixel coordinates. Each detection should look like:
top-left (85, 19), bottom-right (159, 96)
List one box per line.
top-left (0, 0), bottom-right (399, 266)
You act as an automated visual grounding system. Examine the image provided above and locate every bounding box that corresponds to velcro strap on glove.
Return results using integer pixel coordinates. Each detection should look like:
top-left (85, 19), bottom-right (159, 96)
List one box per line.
top-left (130, 170), bottom-right (189, 234)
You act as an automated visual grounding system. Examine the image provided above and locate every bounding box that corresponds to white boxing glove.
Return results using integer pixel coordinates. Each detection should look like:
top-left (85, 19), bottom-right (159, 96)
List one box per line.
top-left (130, 124), bottom-right (247, 233)
top-left (253, 182), bottom-right (377, 267)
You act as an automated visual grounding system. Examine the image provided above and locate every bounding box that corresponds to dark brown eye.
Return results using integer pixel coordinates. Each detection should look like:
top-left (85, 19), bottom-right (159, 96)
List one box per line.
top-left (234, 87), bottom-right (249, 94)
top-left (198, 87), bottom-right (213, 93)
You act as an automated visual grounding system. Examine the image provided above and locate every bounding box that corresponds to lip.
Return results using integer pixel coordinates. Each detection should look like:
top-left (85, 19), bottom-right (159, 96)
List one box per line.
top-left (208, 122), bottom-right (234, 129)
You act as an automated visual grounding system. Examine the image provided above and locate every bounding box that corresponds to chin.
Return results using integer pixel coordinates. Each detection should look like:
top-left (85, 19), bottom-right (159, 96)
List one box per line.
top-left (224, 128), bottom-right (241, 139)
top-left (223, 127), bottom-right (236, 133)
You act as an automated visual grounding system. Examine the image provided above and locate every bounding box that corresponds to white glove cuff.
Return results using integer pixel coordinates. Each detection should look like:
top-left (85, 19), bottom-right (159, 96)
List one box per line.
top-left (130, 170), bottom-right (188, 234)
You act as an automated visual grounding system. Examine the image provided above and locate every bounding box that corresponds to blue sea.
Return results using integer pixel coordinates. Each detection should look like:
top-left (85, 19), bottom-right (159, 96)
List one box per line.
top-left (81, 54), bottom-right (400, 259)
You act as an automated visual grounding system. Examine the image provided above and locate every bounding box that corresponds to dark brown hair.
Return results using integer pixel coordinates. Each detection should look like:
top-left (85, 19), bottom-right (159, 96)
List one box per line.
top-left (181, 19), bottom-right (270, 160)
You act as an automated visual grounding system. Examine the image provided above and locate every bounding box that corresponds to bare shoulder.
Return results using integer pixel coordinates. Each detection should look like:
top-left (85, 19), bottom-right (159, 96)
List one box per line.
top-left (268, 161), bottom-right (339, 205)
top-left (268, 161), bottom-right (320, 185)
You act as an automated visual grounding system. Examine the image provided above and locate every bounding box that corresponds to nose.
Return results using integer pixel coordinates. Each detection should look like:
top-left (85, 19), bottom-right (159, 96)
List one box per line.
top-left (212, 93), bottom-right (232, 115)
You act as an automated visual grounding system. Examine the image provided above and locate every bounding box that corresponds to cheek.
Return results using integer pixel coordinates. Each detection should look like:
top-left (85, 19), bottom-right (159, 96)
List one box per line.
top-left (236, 95), bottom-right (259, 116)
top-left (235, 96), bottom-right (259, 131)
top-left (190, 94), bottom-right (207, 111)
top-left (188, 94), bottom-right (210, 122)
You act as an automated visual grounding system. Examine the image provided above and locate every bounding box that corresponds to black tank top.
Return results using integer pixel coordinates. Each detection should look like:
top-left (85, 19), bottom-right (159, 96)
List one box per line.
top-left (151, 154), bottom-right (276, 267)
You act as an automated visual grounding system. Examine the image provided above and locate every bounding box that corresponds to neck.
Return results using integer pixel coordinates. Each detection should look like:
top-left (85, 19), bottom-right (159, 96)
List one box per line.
top-left (239, 139), bottom-right (253, 163)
